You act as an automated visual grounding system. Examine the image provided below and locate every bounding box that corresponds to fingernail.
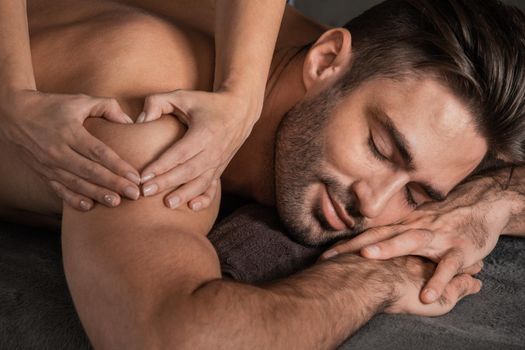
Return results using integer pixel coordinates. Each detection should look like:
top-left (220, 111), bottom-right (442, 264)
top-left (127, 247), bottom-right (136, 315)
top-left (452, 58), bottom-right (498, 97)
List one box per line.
top-left (137, 112), bottom-right (146, 123)
top-left (364, 245), bottom-right (380, 257)
top-left (104, 194), bottom-right (118, 207)
top-left (124, 114), bottom-right (134, 124)
top-left (323, 250), bottom-right (339, 259)
top-left (79, 200), bottom-right (92, 211)
top-left (168, 196), bottom-right (180, 209)
top-left (142, 184), bottom-right (158, 197)
top-left (124, 186), bottom-right (140, 200)
top-left (191, 202), bottom-right (202, 211)
top-left (126, 172), bottom-right (141, 185)
top-left (423, 288), bottom-right (437, 302)
top-left (141, 173), bottom-right (155, 183)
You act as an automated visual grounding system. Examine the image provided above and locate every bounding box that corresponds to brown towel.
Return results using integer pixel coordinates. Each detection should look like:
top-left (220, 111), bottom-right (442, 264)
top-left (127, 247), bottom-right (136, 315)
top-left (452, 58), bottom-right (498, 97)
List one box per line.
top-left (209, 204), bottom-right (322, 283)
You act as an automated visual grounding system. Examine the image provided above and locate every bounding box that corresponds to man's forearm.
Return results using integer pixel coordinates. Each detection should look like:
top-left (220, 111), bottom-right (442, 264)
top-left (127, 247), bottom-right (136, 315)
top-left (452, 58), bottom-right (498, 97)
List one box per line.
top-left (0, 0), bottom-right (36, 94)
top-left (156, 254), bottom-right (395, 349)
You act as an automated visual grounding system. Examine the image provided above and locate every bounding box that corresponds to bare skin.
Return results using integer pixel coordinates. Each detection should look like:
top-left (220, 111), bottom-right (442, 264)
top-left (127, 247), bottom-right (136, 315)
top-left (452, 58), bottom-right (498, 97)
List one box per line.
top-left (0, 0), bottom-right (505, 348)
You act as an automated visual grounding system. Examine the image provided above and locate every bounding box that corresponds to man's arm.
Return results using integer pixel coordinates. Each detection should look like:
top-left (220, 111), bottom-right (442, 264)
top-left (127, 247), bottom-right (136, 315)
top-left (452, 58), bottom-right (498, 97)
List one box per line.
top-left (62, 117), bottom-right (479, 349)
top-left (324, 163), bottom-right (525, 305)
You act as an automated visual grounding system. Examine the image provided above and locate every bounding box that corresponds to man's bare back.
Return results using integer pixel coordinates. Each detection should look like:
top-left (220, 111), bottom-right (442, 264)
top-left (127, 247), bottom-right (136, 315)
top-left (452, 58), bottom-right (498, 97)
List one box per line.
top-left (0, 0), bottom-right (219, 226)
top-left (0, 0), bottom-right (323, 227)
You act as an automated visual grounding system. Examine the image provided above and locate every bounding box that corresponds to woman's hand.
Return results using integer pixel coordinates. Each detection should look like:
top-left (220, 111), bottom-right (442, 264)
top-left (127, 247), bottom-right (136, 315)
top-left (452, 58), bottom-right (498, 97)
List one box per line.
top-left (320, 176), bottom-right (509, 304)
top-left (138, 89), bottom-right (260, 211)
top-left (0, 89), bottom-right (141, 211)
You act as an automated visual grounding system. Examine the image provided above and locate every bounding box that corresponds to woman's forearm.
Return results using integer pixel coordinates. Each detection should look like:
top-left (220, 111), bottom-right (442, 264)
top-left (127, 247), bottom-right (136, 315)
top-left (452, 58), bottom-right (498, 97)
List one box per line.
top-left (118, 0), bottom-right (286, 120)
top-left (0, 0), bottom-right (35, 94)
top-left (213, 0), bottom-right (286, 112)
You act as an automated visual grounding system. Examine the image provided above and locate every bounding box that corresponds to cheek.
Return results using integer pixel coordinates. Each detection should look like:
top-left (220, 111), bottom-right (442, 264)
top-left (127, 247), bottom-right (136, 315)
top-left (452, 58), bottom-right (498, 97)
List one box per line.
top-left (322, 117), bottom-right (374, 177)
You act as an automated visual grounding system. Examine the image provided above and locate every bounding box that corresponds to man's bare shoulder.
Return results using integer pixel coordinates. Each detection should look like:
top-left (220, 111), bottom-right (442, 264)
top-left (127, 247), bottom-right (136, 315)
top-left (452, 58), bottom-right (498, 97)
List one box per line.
top-left (82, 116), bottom-right (221, 237)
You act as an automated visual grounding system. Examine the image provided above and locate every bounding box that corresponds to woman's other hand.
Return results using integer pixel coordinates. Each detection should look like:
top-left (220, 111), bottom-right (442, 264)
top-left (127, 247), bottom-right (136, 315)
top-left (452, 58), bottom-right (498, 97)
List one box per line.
top-left (0, 89), bottom-right (141, 211)
top-left (138, 89), bottom-right (260, 211)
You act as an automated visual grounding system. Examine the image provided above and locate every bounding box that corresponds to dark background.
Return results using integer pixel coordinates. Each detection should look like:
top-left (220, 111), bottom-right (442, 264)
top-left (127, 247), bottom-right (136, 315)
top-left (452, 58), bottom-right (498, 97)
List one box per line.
top-left (291, 0), bottom-right (525, 27)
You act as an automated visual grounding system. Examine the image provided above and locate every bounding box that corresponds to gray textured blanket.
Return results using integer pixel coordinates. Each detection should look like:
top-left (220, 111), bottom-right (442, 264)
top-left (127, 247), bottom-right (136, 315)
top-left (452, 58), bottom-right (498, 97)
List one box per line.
top-left (0, 204), bottom-right (524, 349)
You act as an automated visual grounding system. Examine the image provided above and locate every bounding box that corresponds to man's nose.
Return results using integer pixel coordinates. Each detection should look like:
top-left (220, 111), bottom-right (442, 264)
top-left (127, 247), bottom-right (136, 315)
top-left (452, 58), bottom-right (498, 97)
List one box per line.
top-left (352, 173), bottom-right (408, 219)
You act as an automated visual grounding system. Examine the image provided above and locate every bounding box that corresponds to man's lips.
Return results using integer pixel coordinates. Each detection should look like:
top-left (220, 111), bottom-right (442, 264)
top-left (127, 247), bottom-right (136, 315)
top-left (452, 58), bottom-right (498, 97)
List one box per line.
top-left (321, 184), bottom-right (355, 231)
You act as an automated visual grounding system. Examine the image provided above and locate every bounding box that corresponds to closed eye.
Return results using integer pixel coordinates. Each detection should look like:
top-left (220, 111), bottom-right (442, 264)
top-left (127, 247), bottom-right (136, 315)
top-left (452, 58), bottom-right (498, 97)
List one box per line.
top-left (369, 132), bottom-right (419, 208)
top-left (368, 133), bottom-right (388, 161)
top-left (405, 185), bottom-right (418, 208)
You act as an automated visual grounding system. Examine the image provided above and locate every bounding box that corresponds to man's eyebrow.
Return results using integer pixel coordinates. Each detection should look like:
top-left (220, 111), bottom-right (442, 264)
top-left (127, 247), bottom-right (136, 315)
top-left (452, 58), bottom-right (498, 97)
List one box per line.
top-left (368, 106), bottom-right (446, 202)
top-left (368, 105), bottom-right (415, 171)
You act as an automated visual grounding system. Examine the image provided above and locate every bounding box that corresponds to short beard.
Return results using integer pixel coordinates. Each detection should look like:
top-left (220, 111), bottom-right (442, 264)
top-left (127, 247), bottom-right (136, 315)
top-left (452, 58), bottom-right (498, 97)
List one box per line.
top-left (274, 85), bottom-right (351, 247)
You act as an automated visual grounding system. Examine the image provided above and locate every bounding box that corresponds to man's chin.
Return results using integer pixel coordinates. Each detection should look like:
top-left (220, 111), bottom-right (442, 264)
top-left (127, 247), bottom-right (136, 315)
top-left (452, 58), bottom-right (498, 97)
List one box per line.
top-left (284, 223), bottom-right (359, 248)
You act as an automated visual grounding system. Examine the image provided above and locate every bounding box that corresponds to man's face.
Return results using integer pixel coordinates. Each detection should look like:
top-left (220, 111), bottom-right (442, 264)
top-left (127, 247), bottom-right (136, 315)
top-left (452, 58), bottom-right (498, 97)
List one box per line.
top-left (274, 76), bottom-right (487, 246)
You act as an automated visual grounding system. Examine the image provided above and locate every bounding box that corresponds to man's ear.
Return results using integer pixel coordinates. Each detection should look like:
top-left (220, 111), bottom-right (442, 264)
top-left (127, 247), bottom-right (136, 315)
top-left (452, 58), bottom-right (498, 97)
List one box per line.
top-left (303, 28), bottom-right (352, 91)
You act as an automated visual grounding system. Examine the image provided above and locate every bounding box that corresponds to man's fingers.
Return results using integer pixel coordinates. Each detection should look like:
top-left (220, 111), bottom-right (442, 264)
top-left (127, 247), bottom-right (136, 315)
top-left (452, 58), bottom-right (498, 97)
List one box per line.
top-left (438, 274), bottom-right (482, 310)
top-left (186, 178), bottom-right (219, 211)
top-left (420, 250), bottom-right (464, 304)
top-left (49, 180), bottom-right (94, 212)
top-left (461, 260), bottom-right (484, 275)
top-left (321, 226), bottom-right (399, 259)
top-left (74, 130), bottom-right (140, 185)
top-left (53, 169), bottom-right (122, 208)
top-left (360, 229), bottom-right (433, 260)
top-left (56, 147), bottom-right (140, 201)
top-left (90, 97), bottom-right (133, 124)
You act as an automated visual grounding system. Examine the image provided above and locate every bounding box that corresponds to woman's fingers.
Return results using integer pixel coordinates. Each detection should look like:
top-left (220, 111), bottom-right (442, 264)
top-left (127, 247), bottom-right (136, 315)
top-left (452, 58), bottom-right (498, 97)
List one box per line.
top-left (140, 129), bottom-right (205, 183)
top-left (420, 249), bottom-right (464, 304)
top-left (49, 180), bottom-right (94, 211)
top-left (88, 97), bottom-right (134, 124)
top-left (186, 178), bottom-right (220, 211)
top-left (53, 168), bottom-right (123, 208)
top-left (142, 150), bottom-right (212, 198)
top-left (56, 147), bottom-right (140, 202)
top-left (74, 129), bottom-right (141, 185)
top-left (140, 90), bottom-right (191, 124)
top-left (161, 169), bottom-right (215, 209)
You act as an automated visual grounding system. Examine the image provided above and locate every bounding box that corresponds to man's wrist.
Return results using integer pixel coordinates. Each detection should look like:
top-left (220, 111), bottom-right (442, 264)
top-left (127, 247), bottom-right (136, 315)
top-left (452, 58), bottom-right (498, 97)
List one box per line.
top-left (272, 254), bottom-right (397, 314)
top-left (468, 166), bottom-right (525, 235)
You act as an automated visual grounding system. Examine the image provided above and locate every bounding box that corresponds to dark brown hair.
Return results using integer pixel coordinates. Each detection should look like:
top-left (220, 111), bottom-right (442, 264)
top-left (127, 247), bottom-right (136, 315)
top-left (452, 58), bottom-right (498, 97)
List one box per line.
top-left (339, 0), bottom-right (525, 163)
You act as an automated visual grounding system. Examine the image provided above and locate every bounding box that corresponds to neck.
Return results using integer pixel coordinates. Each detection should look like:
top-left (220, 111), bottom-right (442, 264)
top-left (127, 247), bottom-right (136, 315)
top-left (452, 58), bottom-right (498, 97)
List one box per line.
top-left (222, 47), bottom-right (307, 205)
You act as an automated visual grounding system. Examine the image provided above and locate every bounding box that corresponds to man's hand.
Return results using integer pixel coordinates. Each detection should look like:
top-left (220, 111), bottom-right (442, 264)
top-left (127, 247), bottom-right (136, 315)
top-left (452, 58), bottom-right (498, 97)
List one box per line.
top-left (0, 90), bottom-right (141, 211)
top-left (383, 256), bottom-right (482, 316)
top-left (321, 176), bottom-right (508, 304)
top-left (137, 89), bottom-right (260, 211)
